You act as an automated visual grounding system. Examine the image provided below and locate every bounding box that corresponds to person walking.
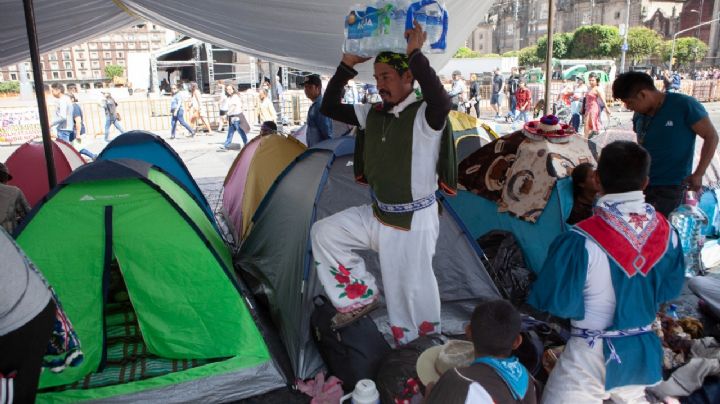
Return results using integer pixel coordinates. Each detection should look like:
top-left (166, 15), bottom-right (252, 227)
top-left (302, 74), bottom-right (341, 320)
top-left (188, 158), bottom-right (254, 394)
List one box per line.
top-left (189, 82), bottom-right (212, 134)
top-left (69, 95), bottom-right (97, 160)
top-left (50, 83), bottom-right (74, 142)
top-left (219, 84), bottom-right (248, 151)
top-left (514, 81), bottom-right (532, 123)
top-left (505, 67), bottom-right (520, 121)
top-left (170, 84), bottom-right (195, 139)
top-left (101, 91), bottom-right (124, 142)
top-left (490, 68), bottom-right (504, 119)
top-left (468, 73), bottom-right (481, 118)
top-left (257, 88), bottom-right (277, 124)
top-left (570, 77), bottom-right (588, 132)
top-left (216, 81), bottom-right (229, 133)
top-left (448, 70), bottom-right (467, 112)
top-left (303, 74), bottom-right (333, 147)
top-left (583, 73), bottom-right (609, 138)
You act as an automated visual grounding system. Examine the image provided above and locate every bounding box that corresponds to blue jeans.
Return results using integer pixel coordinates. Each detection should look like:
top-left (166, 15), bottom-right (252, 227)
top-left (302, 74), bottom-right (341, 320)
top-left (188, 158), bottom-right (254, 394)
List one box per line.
top-left (79, 148), bottom-right (97, 160)
top-left (516, 110), bottom-right (530, 122)
top-left (509, 95), bottom-right (517, 115)
top-left (57, 130), bottom-right (73, 142)
top-left (104, 117), bottom-right (124, 140)
top-left (224, 120), bottom-right (247, 148)
top-left (170, 109), bottom-right (194, 137)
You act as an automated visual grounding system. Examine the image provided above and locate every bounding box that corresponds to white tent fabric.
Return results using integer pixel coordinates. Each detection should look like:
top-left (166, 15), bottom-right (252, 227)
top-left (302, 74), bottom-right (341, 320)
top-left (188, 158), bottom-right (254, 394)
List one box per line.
top-left (1, 0), bottom-right (493, 80)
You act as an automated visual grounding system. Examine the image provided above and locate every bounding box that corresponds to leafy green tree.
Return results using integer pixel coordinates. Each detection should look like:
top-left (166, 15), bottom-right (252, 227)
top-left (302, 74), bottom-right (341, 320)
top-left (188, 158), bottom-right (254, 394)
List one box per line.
top-left (569, 25), bottom-right (621, 58)
top-left (0, 81), bottom-right (20, 93)
top-left (536, 32), bottom-right (573, 61)
top-left (662, 37), bottom-right (708, 68)
top-left (104, 64), bottom-right (125, 80)
top-left (453, 47), bottom-right (482, 58)
top-left (502, 50), bottom-right (520, 57)
top-left (626, 27), bottom-right (663, 63)
top-left (519, 45), bottom-right (541, 67)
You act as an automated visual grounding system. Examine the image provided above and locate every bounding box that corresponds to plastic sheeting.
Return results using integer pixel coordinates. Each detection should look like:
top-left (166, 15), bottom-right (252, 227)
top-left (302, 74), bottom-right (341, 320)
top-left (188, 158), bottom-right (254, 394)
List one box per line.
top-left (1, 0), bottom-right (493, 80)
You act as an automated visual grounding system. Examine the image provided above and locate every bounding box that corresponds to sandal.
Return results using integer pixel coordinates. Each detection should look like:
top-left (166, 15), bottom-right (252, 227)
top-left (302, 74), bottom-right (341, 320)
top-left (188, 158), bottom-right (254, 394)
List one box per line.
top-left (331, 299), bottom-right (380, 329)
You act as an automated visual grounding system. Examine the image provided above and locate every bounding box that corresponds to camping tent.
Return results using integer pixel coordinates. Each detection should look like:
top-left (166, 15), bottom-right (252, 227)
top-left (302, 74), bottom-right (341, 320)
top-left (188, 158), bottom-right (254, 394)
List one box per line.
top-left (222, 133), bottom-right (306, 243)
top-left (1, 0), bottom-right (493, 80)
top-left (5, 139), bottom-right (85, 206)
top-left (97, 130), bottom-right (218, 230)
top-left (14, 159), bottom-right (283, 403)
top-left (237, 136), bottom-right (502, 380)
top-left (448, 111), bottom-right (490, 163)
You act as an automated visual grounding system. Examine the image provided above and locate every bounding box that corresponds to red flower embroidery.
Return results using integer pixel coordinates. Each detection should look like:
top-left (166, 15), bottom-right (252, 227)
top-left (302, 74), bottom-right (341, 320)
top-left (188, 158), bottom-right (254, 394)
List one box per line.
top-left (418, 321), bottom-right (436, 336)
top-left (338, 264), bottom-right (351, 276)
top-left (335, 273), bottom-right (351, 284)
top-left (391, 326), bottom-right (405, 341)
top-left (345, 283), bottom-right (368, 299)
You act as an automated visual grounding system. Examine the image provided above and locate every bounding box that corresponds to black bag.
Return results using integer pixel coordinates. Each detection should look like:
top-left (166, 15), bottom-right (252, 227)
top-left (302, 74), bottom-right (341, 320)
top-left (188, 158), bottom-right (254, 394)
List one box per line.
top-left (376, 335), bottom-right (445, 403)
top-left (310, 295), bottom-right (391, 392)
top-left (477, 230), bottom-right (535, 306)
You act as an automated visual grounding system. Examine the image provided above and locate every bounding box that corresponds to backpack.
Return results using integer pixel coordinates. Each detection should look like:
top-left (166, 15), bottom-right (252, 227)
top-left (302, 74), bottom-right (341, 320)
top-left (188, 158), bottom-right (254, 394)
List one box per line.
top-left (671, 73), bottom-right (681, 90)
top-left (375, 335), bottom-right (445, 403)
top-left (310, 295), bottom-right (391, 392)
top-left (477, 230), bottom-right (535, 306)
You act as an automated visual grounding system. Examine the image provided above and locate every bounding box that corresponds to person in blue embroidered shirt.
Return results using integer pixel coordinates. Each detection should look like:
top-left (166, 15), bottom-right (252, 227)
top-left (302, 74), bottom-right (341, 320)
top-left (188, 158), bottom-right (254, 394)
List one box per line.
top-left (421, 300), bottom-right (536, 403)
top-left (529, 141), bottom-right (685, 403)
top-left (303, 74), bottom-right (333, 147)
top-left (612, 71), bottom-right (718, 217)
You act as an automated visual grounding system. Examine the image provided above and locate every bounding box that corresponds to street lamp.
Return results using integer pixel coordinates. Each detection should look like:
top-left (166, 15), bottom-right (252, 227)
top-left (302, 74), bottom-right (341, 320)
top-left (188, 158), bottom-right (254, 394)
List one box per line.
top-left (669, 15), bottom-right (720, 70)
top-left (619, 0), bottom-right (631, 73)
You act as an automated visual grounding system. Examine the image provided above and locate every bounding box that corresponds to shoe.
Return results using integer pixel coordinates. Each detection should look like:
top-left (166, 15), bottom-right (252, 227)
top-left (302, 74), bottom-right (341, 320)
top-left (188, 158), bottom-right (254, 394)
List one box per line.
top-left (217, 146), bottom-right (228, 151)
top-left (170, 135), bottom-right (176, 139)
top-left (188, 132), bottom-right (195, 138)
top-left (331, 298), bottom-right (380, 329)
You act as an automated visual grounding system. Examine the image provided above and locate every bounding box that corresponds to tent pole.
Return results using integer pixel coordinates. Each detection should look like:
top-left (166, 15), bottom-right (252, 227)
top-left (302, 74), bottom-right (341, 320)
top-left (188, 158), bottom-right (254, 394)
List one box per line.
top-left (544, 0), bottom-right (555, 115)
top-left (22, 0), bottom-right (56, 189)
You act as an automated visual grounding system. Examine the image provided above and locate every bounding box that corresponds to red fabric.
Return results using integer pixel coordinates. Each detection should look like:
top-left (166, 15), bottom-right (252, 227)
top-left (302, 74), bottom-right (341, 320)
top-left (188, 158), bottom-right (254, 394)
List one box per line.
top-left (515, 88), bottom-right (532, 111)
top-left (5, 141), bottom-right (75, 206)
top-left (575, 214), bottom-right (671, 277)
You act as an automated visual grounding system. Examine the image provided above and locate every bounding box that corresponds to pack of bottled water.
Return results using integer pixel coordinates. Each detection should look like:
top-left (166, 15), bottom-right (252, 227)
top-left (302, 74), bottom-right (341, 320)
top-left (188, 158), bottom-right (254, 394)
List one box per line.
top-left (343, 0), bottom-right (448, 57)
top-left (669, 191), bottom-right (709, 277)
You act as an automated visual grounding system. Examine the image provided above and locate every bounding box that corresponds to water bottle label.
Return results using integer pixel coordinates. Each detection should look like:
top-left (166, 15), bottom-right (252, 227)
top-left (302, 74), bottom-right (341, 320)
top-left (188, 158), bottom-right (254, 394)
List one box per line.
top-left (347, 11), bottom-right (366, 39)
top-left (364, 7), bottom-right (380, 38)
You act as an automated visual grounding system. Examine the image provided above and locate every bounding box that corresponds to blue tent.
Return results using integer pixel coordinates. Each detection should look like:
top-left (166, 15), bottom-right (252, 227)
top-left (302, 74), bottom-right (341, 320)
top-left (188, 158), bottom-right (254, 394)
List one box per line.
top-left (98, 131), bottom-right (217, 229)
top-left (445, 178), bottom-right (574, 273)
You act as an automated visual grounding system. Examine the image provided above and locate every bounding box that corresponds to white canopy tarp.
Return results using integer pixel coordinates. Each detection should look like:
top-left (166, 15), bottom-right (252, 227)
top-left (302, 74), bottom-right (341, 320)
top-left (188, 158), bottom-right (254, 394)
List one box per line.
top-left (1, 0), bottom-right (493, 80)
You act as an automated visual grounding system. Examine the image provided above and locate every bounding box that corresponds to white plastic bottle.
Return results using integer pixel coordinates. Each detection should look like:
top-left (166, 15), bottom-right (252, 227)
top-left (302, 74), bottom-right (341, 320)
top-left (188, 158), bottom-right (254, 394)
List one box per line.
top-left (669, 191), bottom-right (709, 277)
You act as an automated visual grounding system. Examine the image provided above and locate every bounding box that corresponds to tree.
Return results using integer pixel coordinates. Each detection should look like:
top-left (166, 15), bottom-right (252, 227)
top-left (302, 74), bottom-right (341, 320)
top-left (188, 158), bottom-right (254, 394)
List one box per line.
top-left (453, 47), bottom-right (481, 58)
top-left (569, 25), bottom-right (622, 59)
top-left (519, 45), bottom-right (541, 67)
top-left (104, 64), bottom-right (125, 80)
top-left (662, 37), bottom-right (708, 68)
top-left (626, 27), bottom-right (663, 64)
top-left (536, 32), bottom-right (573, 61)
top-left (502, 50), bottom-right (520, 57)
top-left (0, 81), bottom-right (20, 94)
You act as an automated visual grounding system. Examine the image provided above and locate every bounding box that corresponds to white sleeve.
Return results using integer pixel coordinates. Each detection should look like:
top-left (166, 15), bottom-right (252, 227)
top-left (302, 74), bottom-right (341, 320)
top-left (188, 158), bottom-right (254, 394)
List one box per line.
top-left (417, 102), bottom-right (445, 138)
top-left (353, 103), bottom-right (373, 129)
top-left (465, 382), bottom-right (494, 404)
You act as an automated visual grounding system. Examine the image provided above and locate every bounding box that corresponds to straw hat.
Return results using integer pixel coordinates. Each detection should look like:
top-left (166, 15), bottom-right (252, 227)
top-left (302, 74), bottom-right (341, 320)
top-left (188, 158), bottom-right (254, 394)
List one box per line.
top-left (416, 340), bottom-right (475, 385)
top-left (522, 114), bottom-right (575, 144)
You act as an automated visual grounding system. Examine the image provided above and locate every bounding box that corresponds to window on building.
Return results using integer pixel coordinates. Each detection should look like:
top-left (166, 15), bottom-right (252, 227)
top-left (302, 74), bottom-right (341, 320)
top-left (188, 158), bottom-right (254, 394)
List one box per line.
top-left (615, 11), bottom-right (621, 19)
top-left (10, 73), bottom-right (18, 80)
top-left (127, 34), bottom-right (135, 41)
top-left (66, 71), bottom-right (73, 79)
top-left (48, 54), bottom-right (57, 61)
top-left (93, 70), bottom-right (101, 78)
top-left (140, 42), bottom-right (148, 49)
top-left (76, 52), bottom-right (85, 59)
top-left (151, 34), bottom-right (159, 40)
top-left (104, 51), bottom-right (112, 58)
top-left (116, 51), bottom-right (124, 59)
top-left (90, 52), bottom-right (99, 59)
top-left (52, 71), bottom-right (59, 79)
top-left (91, 61), bottom-right (100, 68)
top-left (102, 42), bottom-right (111, 48)
top-left (89, 43), bottom-right (98, 49)
top-left (115, 42), bottom-right (123, 48)
top-left (79, 62), bottom-right (86, 69)
top-left (40, 62), bottom-right (45, 69)
top-left (64, 61), bottom-right (72, 69)
top-left (50, 61), bottom-right (59, 69)
top-left (138, 34), bottom-right (147, 41)
top-left (62, 52), bottom-right (71, 60)
top-left (128, 43), bottom-right (136, 49)
top-left (581, 11), bottom-right (592, 24)
top-left (117, 60), bottom-right (125, 66)
top-left (480, 44), bottom-right (484, 50)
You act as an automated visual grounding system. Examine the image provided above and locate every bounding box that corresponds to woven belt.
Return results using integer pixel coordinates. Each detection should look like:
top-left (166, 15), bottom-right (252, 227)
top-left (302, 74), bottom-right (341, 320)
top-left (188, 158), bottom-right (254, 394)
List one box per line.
top-left (372, 192), bottom-right (436, 213)
top-left (571, 325), bottom-right (653, 365)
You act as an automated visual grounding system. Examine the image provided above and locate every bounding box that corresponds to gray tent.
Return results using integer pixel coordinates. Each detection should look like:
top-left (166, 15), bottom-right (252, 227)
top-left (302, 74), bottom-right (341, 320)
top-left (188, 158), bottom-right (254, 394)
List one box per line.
top-left (237, 136), bottom-right (502, 379)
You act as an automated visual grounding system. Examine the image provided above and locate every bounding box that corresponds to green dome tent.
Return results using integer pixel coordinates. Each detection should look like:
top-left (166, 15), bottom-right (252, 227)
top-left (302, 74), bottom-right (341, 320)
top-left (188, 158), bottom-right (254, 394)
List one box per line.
top-left (14, 159), bottom-right (283, 403)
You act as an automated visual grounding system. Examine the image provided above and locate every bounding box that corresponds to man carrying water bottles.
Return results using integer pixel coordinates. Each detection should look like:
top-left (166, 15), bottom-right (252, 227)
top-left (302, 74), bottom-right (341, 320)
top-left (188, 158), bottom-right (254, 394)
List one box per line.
top-left (312, 21), bottom-right (453, 345)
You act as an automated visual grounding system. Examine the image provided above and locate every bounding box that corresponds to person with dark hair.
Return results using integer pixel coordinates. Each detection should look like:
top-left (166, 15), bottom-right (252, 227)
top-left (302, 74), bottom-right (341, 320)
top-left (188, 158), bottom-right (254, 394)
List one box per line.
top-left (583, 73), bottom-right (609, 137)
top-left (529, 140), bottom-right (685, 402)
top-left (50, 83), bottom-right (74, 142)
top-left (303, 74), bottom-right (333, 147)
top-left (219, 84), bottom-right (248, 150)
top-left (567, 162), bottom-right (599, 225)
top-left (490, 68), bottom-right (504, 119)
top-left (189, 82), bottom-right (212, 134)
top-left (613, 71), bottom-right (719, 216)
top-left (0, 163), bottom-right (30, 233)
top-left (259, 120), bottom-right (278, 135)
top-left (468, 73), bottom-right (481, 118)
top-left (169, 84), bottom-right (195, 139)
top-left (422, 300), bottom-right (536, 403)
top-left (312, 22), bottom-right (454, 343)
top-left (69, 95), bottom-right (97, 160)
top-left (514, 80), bottom-right (532, 123)
top-left (448, 70), bottom-right (467, 112)
top-left (101, 91), bottom-right (124, 142)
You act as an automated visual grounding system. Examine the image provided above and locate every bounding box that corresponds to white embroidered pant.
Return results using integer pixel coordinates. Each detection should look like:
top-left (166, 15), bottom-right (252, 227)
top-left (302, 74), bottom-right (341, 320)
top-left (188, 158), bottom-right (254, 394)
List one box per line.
top-left (311, 203), bottom-right (441, 344)
top-left (542, 337), bottom-right (656, 404)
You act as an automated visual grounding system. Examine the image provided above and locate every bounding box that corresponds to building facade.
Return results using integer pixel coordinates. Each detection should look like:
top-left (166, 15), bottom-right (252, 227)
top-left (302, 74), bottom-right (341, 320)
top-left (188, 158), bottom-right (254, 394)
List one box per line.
top-left (466, 22), bottom-right (495, 53)
top-left (0, 23), bottom-right (175, 88)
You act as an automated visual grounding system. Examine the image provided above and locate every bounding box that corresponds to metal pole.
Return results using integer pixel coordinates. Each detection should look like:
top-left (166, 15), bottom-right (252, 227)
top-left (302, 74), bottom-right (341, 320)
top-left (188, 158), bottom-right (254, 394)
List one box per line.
top-left (620, 0), bottom-right (630, 73)
top-left (22, 0), bottom-right (56, 189)
top-left (544, 0), bottom-right (555, 115)
top-left (669, 16), bottom-right (720, 69)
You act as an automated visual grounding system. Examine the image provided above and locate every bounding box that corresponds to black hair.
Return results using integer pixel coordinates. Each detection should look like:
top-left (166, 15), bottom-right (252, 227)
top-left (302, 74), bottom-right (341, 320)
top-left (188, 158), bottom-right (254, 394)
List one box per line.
top-left (470, 300), bottom-right (521, 357)
top-left (0, 171), bottom-right (8, 183)
top-left (572, 162), bottom-right (595, 199)
top-left (597, 141), bottom-right (650, 194)
top-left (261, 121), bottom-right (277, 132)
top-left (50, 83), bottom-right (64, 92)
top-left (612, 71), bottom-right (656, 100)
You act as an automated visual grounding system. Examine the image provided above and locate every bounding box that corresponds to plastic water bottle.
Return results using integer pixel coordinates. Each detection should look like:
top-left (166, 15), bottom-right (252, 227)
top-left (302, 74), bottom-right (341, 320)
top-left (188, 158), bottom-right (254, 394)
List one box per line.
top-left (423, 4), bottom-right (444, 51)
top-left (669, 191), bottom-right (709, 277)
top-left (343, 5), bottom-right (366, 56)
top-left (388, 1), bottom-right (409, 52)
top-left (340, 379), bottom-right (380, 404)
top-left (360, 3), bottom-right (381, 56)
top-left (667, 304), bottom-right (679, 320)
top-left (407, 0), bottom-right (447, 53)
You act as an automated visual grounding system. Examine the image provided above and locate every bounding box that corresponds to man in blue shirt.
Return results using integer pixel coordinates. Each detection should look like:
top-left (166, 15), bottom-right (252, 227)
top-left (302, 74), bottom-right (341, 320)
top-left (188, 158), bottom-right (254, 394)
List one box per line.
top-left (612, 72), bottom-right (718, 216)
top-left (169, 84), bottom-right (195, 139)
top-left (303, 74), bottom-right (333, 147)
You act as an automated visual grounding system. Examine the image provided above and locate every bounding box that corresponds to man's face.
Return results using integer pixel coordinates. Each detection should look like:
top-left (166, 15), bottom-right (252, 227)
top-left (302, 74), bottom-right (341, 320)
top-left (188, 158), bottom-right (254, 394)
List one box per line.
top-left (171, 86), bottom-right (178, 94)
top-left (226, 85), bottom-right (235, 95)
top-left (51, 88), bottom-right (61, 98)
top-left (620, 89), bottom-right (653, 114)
top-left (519, 69), bottom-right (526, 75)
top-left (374, 63), bottom-right (412, 105)
top-left (304, 83), bottom-right (320, 100)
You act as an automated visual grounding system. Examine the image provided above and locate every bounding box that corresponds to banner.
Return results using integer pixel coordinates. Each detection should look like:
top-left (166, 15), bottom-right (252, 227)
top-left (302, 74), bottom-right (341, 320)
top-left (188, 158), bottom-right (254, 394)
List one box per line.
top-left (0, 108), bottom-right (41, 144)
